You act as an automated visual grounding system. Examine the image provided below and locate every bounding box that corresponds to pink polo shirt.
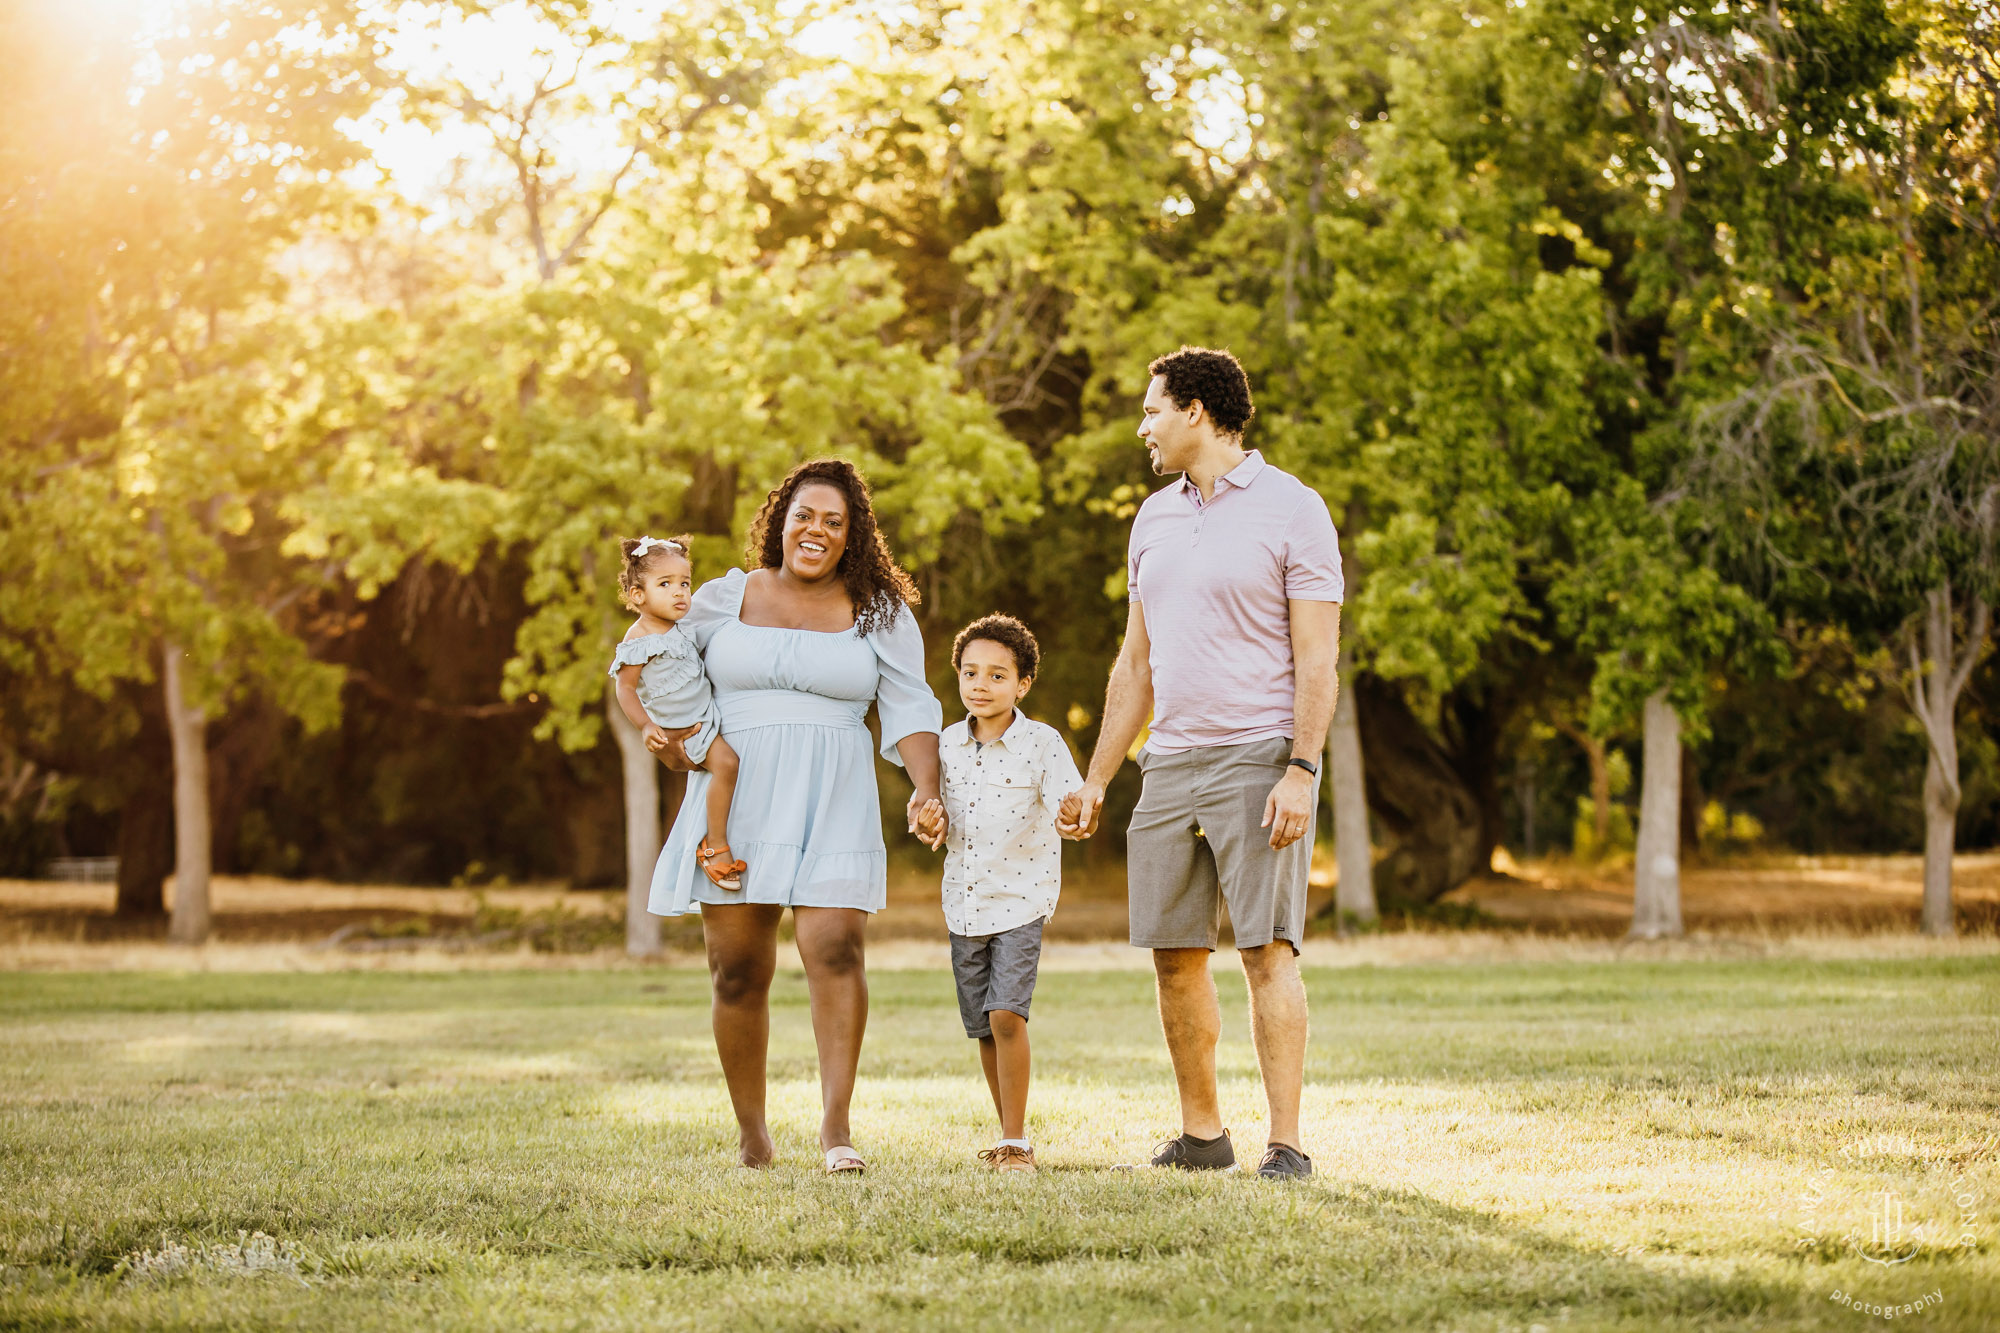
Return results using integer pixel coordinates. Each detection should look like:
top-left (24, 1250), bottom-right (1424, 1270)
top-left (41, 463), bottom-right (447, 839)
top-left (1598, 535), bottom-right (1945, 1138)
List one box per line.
top-left (1128, 451), bottom-right (1343, 755)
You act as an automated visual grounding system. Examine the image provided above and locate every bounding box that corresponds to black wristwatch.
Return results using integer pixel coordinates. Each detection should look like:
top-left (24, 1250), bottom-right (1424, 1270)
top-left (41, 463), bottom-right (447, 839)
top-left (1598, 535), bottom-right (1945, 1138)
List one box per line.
top-left (1287, 757), bottom-right (1319, 778)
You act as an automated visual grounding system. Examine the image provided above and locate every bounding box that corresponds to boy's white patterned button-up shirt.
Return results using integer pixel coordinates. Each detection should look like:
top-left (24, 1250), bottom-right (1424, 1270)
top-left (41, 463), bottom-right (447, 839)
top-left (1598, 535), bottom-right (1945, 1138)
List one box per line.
top-left (938, 710), bottom-right (1084, 937)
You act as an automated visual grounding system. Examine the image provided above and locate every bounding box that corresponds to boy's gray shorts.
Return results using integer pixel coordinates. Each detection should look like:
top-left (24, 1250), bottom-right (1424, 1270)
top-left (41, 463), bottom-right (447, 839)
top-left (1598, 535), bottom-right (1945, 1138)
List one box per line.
top-left (949, 919), bottom-right (1045, 1038)
top-left (1126, 738), bottom-right (1311, 953)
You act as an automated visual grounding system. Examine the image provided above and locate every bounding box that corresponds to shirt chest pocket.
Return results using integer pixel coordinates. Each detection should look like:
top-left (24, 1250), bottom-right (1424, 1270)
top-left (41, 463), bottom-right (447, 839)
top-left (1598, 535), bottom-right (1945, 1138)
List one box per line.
top-left (983, 767), bottom-right (1041, 817)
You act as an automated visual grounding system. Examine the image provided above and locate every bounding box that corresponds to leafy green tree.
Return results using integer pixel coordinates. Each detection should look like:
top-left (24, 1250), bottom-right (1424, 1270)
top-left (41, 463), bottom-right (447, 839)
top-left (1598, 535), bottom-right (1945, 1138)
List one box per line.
top-left (1553, 485), bottom-right (1768, 935)
top-left (852, 0), bottom-right (1617, 902)
top-left (487, 244), bottom-right (1036, 950)
top-left (325, 0), bottom-right (1038, 949)
top-left (1684, 0), bottom-right (1997, 934)
top-left (1, 0), bottom-right (382, 936)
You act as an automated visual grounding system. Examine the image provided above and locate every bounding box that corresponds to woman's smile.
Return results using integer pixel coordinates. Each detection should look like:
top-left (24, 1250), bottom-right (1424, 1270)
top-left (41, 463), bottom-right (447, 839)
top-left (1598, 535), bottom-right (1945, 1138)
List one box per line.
top-left (782, 483), bottom-right (850, 578)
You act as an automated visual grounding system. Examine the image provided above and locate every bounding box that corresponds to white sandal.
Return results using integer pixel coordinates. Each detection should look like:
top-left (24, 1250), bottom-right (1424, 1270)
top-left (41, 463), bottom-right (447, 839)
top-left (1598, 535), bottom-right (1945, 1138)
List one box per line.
top-left (823, 1145), bottom-right (866, 1174)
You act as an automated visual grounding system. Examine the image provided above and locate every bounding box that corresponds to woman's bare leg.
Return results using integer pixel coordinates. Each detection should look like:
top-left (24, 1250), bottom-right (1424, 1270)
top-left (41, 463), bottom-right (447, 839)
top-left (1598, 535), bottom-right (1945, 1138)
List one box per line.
top-left (792, 906), bottom-right (869, 1152)
top-left (701, 902), bottom-right (782, 1165)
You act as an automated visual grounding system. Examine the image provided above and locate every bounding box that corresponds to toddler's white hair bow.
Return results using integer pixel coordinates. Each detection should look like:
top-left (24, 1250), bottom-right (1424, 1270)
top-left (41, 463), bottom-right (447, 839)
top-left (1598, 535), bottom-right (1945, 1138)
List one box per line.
top-left (630, 535), bottom-right (684, 560)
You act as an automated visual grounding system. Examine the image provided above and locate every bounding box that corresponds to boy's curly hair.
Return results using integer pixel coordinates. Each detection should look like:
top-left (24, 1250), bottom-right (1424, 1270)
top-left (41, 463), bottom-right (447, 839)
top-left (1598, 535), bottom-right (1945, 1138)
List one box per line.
top-left (1148, 345), bottom-right (1255, 436)
top-left (617, 534), bottom-right (694, 598)
top-left (951, 613), bottom-right (1040, 681)
top-left (745, 458), bottom-right (919, 637)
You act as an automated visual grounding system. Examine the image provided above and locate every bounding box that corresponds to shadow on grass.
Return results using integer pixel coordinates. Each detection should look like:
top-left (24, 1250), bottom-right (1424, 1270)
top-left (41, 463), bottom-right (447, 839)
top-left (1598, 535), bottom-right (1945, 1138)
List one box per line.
top-left (591, 1173), bottom-right (1807, 1329)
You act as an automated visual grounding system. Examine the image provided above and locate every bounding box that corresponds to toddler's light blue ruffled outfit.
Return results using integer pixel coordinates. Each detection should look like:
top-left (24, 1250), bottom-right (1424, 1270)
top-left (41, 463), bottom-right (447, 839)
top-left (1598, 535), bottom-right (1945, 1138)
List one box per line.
top-left (607, 623), bottom-right (720, 765)
top-left (649, 568), bottom-right (942, 917)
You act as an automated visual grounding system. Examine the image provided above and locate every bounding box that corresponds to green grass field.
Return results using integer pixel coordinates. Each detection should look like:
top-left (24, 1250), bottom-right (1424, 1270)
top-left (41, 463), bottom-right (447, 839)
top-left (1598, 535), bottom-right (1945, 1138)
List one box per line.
top-left (1, 958), bottom-right (1995, 1330)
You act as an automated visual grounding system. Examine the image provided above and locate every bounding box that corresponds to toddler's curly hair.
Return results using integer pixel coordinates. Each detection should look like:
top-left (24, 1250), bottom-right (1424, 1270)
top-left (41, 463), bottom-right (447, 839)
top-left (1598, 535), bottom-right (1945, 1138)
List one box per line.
top-left (1148, 345), bottom-right (1255, 436)
top-left (951, 613), bottom-right (1040, 681)
top-left (617, 534), bottom-right (694, 599)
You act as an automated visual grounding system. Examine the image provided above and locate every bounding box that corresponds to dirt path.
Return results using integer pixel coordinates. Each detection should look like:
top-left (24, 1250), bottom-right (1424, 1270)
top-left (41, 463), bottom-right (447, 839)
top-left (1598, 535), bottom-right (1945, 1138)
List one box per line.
top-left (1449, 851), bottom-right (2000, 934)
top-left (4, 852), bottom-right (1996, 955)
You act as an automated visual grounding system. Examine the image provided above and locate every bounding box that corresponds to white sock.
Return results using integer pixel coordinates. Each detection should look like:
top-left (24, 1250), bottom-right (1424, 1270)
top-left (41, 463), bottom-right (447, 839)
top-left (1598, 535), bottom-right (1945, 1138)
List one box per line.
top-left (998, 1137), bottom-right (1031, 1150)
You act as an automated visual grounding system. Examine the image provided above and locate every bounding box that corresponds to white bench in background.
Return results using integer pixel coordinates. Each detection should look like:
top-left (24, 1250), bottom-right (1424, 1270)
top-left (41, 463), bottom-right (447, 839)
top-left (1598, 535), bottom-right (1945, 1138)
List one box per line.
top-left (44, 857), bottom-right (119, 883)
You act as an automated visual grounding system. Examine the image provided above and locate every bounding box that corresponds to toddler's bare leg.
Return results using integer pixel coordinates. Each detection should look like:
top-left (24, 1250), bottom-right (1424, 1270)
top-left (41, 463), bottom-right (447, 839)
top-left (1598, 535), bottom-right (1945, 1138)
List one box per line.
top-left (702, 737), bottom-right (743, 868)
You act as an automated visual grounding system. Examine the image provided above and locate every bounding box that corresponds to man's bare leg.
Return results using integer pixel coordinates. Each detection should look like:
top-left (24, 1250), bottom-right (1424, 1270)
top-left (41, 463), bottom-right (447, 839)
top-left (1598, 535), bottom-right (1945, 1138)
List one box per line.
top-left (1240, 941), bottom-right (1308, 1150)
top-left (1152, 947), bottom-right (1224, 1139)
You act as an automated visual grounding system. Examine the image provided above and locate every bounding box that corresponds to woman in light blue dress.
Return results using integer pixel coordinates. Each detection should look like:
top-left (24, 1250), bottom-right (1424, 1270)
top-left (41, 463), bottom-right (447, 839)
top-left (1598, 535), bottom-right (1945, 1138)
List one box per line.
top-left (648, 459), bottom-right (946, 1172)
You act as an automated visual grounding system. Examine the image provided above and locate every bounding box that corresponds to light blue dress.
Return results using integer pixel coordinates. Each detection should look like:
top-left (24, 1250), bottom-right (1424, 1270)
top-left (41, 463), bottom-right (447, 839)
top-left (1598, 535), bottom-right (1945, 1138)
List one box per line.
top-left (607, 624), bottom-right (720, 765)
top-left (647, 568), bottom-right (943, 917)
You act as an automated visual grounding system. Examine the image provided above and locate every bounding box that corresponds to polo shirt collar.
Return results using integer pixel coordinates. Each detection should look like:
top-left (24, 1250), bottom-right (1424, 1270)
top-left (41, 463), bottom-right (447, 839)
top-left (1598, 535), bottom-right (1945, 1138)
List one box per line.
top-left (1177, 449), bottom-right (1267, 499)
top-left (948, 708), bottom-right (1026, 748)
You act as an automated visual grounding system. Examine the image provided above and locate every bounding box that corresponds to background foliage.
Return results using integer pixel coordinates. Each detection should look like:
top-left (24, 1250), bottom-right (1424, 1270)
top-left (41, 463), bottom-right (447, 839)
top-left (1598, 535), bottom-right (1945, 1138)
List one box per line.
top-left (3, 0), bottom-right (1995, 896)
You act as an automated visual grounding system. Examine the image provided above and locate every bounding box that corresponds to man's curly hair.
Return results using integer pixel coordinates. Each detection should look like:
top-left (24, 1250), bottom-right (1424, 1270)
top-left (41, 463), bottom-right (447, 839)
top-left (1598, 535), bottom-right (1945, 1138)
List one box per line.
top-left (746, 458), bottom-right (919, 637)
top-left (951, 613), bottom-right (1040, 681)
top-left (1148, 346), bottom-right (1255, 437)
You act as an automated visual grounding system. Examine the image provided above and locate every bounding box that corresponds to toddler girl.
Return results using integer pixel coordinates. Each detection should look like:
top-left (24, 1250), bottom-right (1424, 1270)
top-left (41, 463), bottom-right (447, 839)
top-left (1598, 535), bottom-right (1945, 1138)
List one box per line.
top-left (609, 536), bottom-right (746, 890)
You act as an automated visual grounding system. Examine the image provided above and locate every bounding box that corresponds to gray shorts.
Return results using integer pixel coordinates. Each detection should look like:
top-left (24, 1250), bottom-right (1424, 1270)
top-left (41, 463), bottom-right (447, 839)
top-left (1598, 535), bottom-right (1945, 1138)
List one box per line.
top-left (1126, 738), bottom-right (1311, 953)
top-left (949, 919), bottom-right (1045, 1038)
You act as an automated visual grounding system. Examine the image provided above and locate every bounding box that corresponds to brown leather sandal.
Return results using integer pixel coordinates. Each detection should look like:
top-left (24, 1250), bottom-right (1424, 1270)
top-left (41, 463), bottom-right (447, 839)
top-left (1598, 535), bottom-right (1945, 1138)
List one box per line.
top-left (698, 838), bottom-right (746, 891)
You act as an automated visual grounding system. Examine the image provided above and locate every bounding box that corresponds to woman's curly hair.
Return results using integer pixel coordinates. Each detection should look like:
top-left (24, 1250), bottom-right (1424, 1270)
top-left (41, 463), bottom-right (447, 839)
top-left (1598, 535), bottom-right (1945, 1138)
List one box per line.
top-left (745, 458), bottom-right (919, 637)
top-left (1148, 345), bottom-right (1255, 436)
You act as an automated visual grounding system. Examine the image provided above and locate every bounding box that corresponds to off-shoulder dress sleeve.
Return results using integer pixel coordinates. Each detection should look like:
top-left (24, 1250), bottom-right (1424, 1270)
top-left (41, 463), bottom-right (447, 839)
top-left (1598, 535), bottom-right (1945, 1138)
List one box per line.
top-left (682, 568), bottom-right (747, 653)
top-left (867, 601), bottom-right (943, 766)
top-left (607, 632), bottom-right (679, 674)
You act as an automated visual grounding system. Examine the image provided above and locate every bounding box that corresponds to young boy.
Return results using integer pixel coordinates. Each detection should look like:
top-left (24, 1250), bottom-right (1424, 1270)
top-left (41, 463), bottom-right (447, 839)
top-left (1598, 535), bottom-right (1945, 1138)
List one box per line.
top-left (934, 613), bottom-right (1083, 1172)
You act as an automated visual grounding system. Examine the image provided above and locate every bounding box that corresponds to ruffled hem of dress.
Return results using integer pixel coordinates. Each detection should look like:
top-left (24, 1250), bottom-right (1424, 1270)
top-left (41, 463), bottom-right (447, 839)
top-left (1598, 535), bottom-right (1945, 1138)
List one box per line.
top-left (707, 842), bottom-right (885, 910)
top-left (648, 826), bottom-right (886, 918)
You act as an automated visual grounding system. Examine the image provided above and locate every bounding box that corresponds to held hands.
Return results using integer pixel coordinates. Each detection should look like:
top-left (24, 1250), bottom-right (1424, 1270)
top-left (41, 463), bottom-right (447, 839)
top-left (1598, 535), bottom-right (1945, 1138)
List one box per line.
top-left (1262, 766), bottom-right (1316, 850)
top-left (907, 792), bottom-right (947, 850)
top-left (1057, 780), bottom-right (1106, 841)
top-left (643, 723), bottom-right (702, 771)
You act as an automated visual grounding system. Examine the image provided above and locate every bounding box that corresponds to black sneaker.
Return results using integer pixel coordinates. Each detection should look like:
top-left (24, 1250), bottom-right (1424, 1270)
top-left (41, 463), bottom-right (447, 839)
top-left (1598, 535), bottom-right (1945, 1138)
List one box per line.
top-left (1117, 1130), bottom-right (1237, 1172)
top-left (1256, 1143), bottom-right (1312, 1180)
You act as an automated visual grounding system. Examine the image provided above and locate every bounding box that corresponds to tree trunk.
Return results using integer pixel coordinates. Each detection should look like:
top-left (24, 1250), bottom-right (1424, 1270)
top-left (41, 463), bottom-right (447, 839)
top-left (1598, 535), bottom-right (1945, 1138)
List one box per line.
top-left (1555, 718), bottom-right (1612, 854)
top-left (1513, 758), bottom-right (1537, 859)
top-left (204, 701), bottom-right (281, 875)
top-left (1679, 744), bottom-right (1705, 855)
top-left (1906, 584), bottom-right (1984, 938)
top-left (1325, 679), bottom-right (1375, 925)
top-left (680, 452), bottom-right (739, 535)
top-left (1630, 690), bottom-right (1683, 940)
top-left (1921, 747), bottom-right (1957, 937)
top-left (1585, 736), bottom-right (1611, 849)
top-left (607, 684), bottom-right (662, 956)
top-left (112, 690), bottom-right (173, 915)
top-left (162, 643), bottom-right (211, 944)
top-left (1351, 674), bottom-right (1489, 905)
top-left (115, 778), bottom-right (171, 917)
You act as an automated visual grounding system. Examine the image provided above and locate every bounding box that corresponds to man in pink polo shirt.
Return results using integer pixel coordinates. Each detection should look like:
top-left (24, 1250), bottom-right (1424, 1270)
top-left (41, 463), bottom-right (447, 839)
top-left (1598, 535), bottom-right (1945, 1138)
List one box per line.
top-left (1060, 346), bottom-right (1342, 1181)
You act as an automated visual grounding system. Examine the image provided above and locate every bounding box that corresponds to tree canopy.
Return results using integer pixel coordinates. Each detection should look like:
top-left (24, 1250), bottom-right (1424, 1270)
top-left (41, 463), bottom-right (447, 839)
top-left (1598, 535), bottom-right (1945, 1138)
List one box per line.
top-left (3, 0), bottom-right (1994, 928)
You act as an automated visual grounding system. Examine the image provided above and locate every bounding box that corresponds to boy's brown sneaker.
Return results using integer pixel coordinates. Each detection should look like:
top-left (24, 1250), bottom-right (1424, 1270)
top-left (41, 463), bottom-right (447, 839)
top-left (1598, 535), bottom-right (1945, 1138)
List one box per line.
top-left (977, 1144), bottom-right (1037, 1172)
